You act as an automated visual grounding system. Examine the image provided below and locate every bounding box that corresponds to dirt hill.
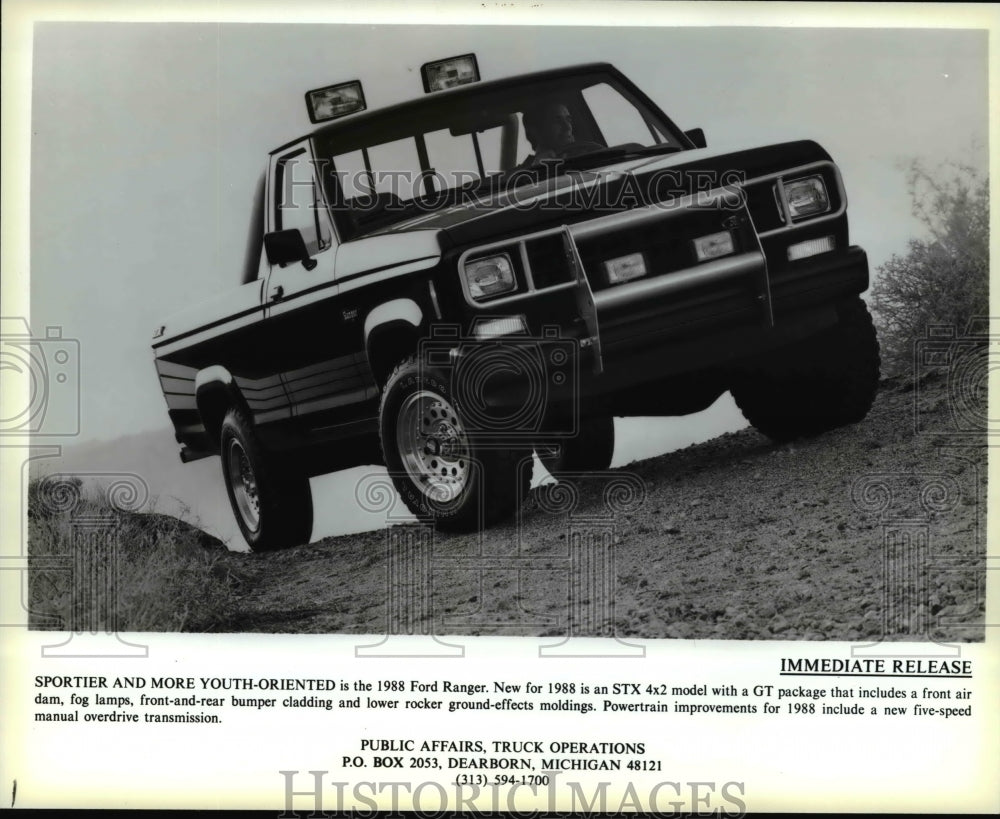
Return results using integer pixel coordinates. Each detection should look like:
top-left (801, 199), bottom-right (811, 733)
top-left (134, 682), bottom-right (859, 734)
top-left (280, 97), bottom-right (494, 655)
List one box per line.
top-left (203, 372), bottom-right (986, 641)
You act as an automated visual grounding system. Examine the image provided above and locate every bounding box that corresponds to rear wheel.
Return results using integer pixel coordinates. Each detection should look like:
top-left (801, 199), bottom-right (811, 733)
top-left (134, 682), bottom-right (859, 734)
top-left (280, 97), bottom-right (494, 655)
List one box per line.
top-left (380, 355), bottom-right (533, 531)
top-left (220, 408), bottom-right (313, 551)
top-left (731, 297), bottom-right (880, 442)
top-left (538, 414), bottom-right (615, 474)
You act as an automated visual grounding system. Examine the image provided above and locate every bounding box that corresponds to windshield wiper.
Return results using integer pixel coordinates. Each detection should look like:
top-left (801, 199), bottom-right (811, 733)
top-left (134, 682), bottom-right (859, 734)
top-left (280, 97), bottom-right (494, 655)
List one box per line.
top-left (559, 146), bottom-right (633, 169)
top-left (499, 141), bottom-right (688, 186)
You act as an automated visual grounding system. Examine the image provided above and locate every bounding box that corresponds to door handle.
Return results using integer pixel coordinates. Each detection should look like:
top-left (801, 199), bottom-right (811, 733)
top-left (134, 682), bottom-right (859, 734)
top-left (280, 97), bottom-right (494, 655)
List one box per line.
top-left (270, 285), bottom-right (284, 301)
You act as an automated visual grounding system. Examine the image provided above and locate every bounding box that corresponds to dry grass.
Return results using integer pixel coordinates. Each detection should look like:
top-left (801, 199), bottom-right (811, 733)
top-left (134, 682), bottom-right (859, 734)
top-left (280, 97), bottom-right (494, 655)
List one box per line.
top-left (27, 478), bottom-right (243, 632)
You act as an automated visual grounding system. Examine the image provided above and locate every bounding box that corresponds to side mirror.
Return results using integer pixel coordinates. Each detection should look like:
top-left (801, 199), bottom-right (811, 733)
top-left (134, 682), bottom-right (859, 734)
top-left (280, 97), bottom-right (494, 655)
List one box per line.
top-left (684, 127), bottom-right (707, 149)
top-left (264, 229), bottom-right (317, 271)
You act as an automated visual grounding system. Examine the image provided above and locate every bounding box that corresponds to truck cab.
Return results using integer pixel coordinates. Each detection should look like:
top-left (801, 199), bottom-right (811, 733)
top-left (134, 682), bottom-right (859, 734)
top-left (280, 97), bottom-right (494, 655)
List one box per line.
top-left (153, 55), bottom-right (879, 550)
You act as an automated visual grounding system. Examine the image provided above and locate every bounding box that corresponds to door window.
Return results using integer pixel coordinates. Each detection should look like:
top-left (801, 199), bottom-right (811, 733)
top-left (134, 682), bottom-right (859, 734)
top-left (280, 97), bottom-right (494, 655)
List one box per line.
top-left (275, 149), bottom-right (333, 257)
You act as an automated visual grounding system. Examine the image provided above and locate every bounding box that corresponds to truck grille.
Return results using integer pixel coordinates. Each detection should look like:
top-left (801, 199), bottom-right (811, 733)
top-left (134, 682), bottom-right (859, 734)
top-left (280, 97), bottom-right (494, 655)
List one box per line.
top-left (742, 180), bottom-right (784, 233)
top-left (575, 206), bottom-right (752, 291)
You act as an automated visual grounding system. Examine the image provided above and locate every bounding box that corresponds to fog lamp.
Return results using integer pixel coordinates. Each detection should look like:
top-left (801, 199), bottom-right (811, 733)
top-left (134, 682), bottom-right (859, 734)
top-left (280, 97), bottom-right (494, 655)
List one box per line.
top-left (472, 316), bottom-right (529, 338)
top-left (603, 253), bottom-right (647, 285)
top-left (787, 236), bottom-right (836, 261)
top-left (692, 231), bottom-right (735, 262)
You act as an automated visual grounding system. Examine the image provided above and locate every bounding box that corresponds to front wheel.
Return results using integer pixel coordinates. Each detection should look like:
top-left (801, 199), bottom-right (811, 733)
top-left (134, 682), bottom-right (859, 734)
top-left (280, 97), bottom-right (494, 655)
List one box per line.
top-left (537, 414), bottom-right (615, 474)
top-left (379, 356), bottom-right (532, 531)
top-left (731, 297), bottom-right (881, 442)
top-left (220, 408), bottom-right (313, 551)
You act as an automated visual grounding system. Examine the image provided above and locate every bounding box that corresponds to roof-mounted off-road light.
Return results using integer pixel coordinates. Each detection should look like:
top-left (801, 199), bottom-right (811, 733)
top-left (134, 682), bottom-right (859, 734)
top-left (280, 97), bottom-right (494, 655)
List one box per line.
top-left (305, 80), bottom-right (366, 124)
top-left (421, 54), bottom-right (480, 93)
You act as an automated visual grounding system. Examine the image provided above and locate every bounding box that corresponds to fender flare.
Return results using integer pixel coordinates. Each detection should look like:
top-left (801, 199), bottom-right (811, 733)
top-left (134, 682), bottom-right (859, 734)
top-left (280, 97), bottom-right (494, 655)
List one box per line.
top-left (363, 299), bottom-right (425, 386)
top-left (363, 298), bottom-right (423, 348)
top-left (194, 365), bottom-right (234, 393)
top-left (194, 366), bottom-right (247, 446)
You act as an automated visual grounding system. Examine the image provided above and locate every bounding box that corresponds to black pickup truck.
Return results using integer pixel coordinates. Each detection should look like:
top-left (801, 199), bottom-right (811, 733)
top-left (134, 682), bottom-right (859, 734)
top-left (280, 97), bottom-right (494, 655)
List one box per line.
top-left (152, 58), bottom-right (879, 550)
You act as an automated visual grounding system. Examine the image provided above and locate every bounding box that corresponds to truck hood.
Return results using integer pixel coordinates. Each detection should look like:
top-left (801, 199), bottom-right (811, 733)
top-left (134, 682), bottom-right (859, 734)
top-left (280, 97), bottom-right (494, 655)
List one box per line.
top-left (367, 140), bottom-right (831, 248)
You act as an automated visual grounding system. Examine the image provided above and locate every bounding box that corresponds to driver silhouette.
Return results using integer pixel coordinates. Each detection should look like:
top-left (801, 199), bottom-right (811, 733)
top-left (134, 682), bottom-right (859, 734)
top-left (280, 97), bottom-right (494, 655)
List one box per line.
top-left (522, 101), bottom-right (576, 164)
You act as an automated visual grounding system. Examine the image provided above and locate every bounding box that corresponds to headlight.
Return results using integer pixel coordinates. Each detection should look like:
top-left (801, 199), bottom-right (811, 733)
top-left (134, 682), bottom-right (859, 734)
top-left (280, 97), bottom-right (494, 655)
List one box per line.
top-left (778, 175), bottom-right (831, 220)
top-left (463, 254), bottom-right (517, 301)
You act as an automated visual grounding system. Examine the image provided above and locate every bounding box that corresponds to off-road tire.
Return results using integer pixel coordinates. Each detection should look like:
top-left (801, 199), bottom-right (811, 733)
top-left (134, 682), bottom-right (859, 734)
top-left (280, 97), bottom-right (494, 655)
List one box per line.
top-left (380, 355), bottom-right (533, 532)
top-left (538, 414), bottom-right (615, 474)
top-left (731, 297), bottom-right (880, 442)
top-left (220, 407), bottom-right (313, 551)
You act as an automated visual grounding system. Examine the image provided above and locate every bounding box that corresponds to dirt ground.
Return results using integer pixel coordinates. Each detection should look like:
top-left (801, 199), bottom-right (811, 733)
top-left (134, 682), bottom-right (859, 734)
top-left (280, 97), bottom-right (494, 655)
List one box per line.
top-left (210, 372), bottom-right (987, 642)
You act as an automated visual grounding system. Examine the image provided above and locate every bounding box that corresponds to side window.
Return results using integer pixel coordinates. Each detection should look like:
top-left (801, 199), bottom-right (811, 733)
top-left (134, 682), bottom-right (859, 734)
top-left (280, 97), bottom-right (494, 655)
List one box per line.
top-left (275, 150), bottom-right (333, 257)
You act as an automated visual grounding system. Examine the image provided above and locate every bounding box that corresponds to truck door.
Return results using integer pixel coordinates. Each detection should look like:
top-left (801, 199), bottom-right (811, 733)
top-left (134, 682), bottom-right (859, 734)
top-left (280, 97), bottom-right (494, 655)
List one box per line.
top-left (263, 141), bottom-right (375, 428)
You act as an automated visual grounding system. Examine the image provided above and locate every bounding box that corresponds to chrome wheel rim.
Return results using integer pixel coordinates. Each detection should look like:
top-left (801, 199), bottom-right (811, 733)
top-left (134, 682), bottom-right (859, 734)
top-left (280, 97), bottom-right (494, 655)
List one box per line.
top-left (396, 390), bottom-right (470, 503)
top-left (226, 439), bottom-right (261, 532)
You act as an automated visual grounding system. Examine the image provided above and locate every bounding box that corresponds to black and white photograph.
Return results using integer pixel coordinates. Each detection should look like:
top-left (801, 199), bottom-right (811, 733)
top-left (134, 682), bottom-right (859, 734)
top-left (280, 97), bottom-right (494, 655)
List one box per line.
top-left (2, 0), bottom-right (997, 813)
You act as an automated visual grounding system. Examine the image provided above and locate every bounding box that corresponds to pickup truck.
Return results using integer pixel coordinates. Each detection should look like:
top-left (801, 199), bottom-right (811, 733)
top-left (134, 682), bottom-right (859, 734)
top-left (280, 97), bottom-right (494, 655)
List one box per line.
top-left (152, 58), bottom-right (879, 551)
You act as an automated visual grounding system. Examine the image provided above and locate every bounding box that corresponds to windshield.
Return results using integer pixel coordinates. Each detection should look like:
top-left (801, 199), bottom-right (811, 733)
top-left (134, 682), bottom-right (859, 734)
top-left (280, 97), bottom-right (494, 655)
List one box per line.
top-left (314, 70), bottom-right (686, 238)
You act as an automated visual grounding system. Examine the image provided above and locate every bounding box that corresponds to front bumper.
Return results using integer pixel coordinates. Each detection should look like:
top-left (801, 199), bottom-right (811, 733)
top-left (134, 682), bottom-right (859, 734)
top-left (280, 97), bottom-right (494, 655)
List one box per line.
top-left (593, 245), bottom-right (869, 371)
top-left (451, 243), bottom-right (868, 424)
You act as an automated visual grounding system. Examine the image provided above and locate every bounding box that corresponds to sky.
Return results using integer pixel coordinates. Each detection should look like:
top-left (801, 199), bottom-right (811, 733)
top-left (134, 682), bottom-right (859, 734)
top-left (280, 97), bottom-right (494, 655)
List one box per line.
top-left (11, 10), bottom-right (992, 544)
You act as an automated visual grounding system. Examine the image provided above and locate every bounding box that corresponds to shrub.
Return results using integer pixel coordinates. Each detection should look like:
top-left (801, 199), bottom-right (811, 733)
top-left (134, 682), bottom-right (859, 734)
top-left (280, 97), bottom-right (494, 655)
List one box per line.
top-left (870, 160), bottom-right (989, 377)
